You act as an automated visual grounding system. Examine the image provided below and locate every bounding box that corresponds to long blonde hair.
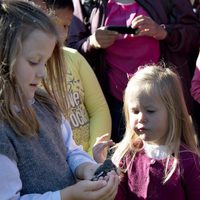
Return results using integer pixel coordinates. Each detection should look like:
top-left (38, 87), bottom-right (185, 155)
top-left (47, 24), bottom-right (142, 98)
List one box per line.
top-left (112, 64), bottom-right (199, 183)
top-left (0, 0), bottom-right (68, 136)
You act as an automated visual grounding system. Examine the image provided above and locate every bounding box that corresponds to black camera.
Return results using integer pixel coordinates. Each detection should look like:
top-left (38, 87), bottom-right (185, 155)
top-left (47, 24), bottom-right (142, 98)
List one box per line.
top-left (106, 25), bottom-right (139, 34)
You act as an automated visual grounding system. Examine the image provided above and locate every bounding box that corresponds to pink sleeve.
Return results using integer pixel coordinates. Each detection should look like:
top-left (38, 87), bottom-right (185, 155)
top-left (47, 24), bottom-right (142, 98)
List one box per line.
top-left (191, 53), bottom-right (200, 103)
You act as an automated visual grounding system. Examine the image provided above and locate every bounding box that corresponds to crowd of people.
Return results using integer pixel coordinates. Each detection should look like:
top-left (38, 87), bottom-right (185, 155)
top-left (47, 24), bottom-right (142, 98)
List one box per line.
top-left (68, 0), bottom-right (200, 143)
top-left (0, 0), bottom-right (200, 199)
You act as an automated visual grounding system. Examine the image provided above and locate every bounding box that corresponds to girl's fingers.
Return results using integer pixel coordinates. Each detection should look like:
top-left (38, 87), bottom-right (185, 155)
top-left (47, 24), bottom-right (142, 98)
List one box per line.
top-left (91, 175), bottom-right (119, 200)
top-left (102, 175), bottom-right (119, 200)
top-left (96, 133), bottom-right (110, 142)
top-left (84, 180), bottom-right (107, 191)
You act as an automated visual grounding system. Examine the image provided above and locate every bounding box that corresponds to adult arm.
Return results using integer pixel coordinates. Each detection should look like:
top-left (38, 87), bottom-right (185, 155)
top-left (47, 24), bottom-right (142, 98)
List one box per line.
top-left (161, 0), bottom-right (200, 53)
top-left (67, 0), bottom-right (111, 56)
top-left (67, 0), bottom-right (91, 54)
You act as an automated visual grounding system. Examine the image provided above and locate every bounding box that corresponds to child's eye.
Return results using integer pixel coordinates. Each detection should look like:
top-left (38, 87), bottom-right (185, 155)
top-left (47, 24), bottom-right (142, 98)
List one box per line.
top-left (147, 110), bottom-right (155, 113)
top-left (29, 61), bottom-right (38, 66)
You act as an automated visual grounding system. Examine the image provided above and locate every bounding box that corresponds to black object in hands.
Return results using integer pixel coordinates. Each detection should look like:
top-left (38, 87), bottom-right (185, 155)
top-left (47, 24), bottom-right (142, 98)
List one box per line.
top-left (107, 25), bottom-right (139, 34)
top-left (91, 159), bottom-right (117, 181)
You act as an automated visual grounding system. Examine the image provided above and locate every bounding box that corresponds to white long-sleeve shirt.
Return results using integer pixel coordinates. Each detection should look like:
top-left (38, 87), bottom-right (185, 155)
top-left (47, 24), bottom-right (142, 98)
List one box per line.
top-left (0, 119), bottom-right (95, 200)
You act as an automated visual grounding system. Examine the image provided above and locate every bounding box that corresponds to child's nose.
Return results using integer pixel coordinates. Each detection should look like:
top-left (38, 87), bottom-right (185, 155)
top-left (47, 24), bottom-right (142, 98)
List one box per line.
top-left (138, 112), bottom-right (147, 123)
top-left (36, 65), bottom-right (46, 78)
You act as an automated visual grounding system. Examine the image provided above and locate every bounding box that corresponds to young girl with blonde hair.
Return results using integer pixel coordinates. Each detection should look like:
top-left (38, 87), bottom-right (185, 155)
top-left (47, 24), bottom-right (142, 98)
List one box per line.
top-left (112, 64), bottom-right (200, 199)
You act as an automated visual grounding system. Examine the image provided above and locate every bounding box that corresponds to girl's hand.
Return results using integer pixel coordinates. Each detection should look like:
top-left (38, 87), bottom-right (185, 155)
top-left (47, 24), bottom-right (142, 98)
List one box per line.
top-left (75, 162), bottom-right (102, 180)
top-left (89, 27), bottom-right (119, 49)
top-left (131, 15), bottom-right (167, 40)
top-left (61, 174), bottom-right (119, 200)
top-left (93, 133), bottom-right (115, 163)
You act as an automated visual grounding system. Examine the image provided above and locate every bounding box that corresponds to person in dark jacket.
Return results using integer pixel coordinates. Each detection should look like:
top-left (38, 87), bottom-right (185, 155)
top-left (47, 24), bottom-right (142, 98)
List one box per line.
top-left (67, 0), bottom-right (200, 143)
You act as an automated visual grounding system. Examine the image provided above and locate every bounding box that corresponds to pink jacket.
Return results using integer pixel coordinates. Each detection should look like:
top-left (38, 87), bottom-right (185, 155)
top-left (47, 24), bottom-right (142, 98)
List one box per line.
top-left (115, 145), bottom-right (200, 200)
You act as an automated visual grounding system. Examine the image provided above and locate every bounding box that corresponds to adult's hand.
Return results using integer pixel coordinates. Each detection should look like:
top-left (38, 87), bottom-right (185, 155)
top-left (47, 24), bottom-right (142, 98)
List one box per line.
top-left (89, 27), bottom-right (119, 49)
top-left (131, 15), bottom-right (167, 40)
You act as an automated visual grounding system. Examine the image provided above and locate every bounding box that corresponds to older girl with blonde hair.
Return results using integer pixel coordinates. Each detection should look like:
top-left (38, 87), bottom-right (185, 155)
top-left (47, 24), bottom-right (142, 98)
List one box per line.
top-left (0, 1), bottom-right (118, 199)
